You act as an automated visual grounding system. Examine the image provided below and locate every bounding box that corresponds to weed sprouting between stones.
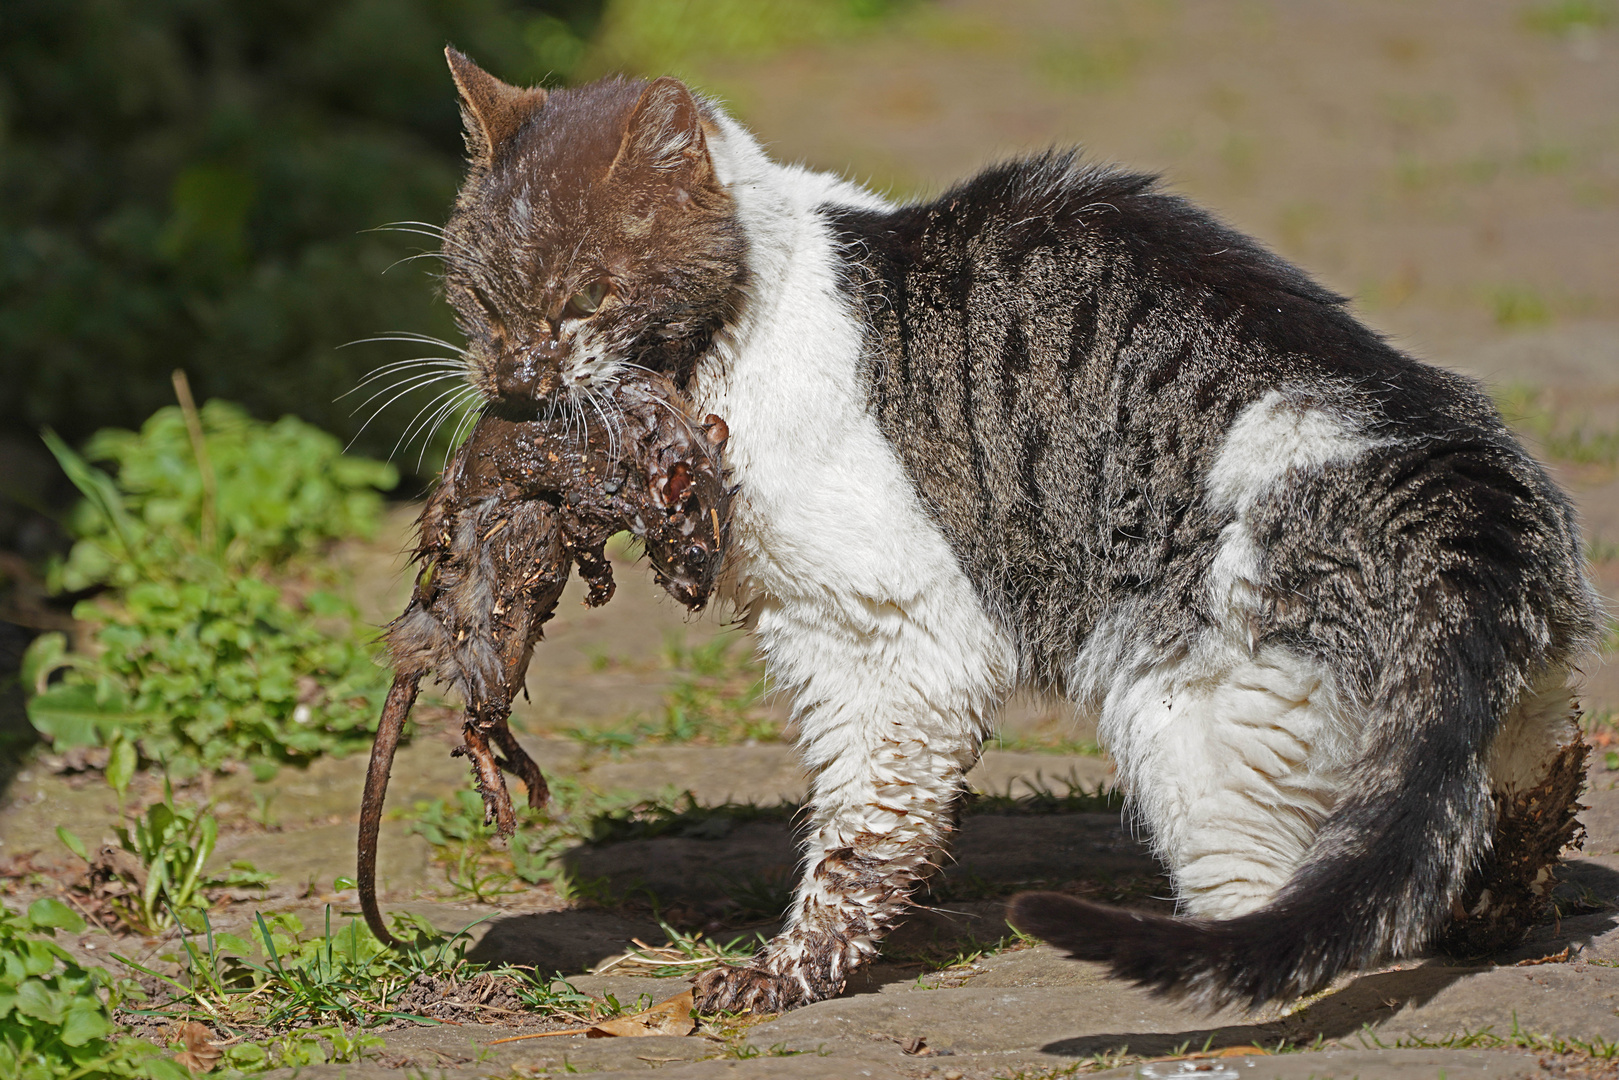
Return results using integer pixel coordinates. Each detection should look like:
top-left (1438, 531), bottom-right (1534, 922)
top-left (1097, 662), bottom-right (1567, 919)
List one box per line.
top-left (721, 1040), bottom-right (813, 1060)
top-left (593, 921), bottom-right (765, 979)
top-left (403, 778), bottom-right (665, 904)
top-left (57, 773), bottom-right (272, 936)
top-left (1363, 1013), bottom-right (1619, 1060)
top-left (118, 908), bottom-right (464, 1030)
top-left (402, 781), bottom-right (803, 906)
top-left (900, 930), bottom-right (1035, 987)
top-left (959, 775), bottom-right (1126, 816)
top-left (111, 905), bottom-right (640, 1066)
top-left (565, 633), bottom-right (777, 751)
top-left (1493, 383), bottom-right (1619, 469)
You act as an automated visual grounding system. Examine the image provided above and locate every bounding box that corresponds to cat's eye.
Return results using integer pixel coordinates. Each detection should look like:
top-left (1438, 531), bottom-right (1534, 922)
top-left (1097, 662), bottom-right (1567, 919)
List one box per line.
top-left (566, 280), bottom-right (609, 317)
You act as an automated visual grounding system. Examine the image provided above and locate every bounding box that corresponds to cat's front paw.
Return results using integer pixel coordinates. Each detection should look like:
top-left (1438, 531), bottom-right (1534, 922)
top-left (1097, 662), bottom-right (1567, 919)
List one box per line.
top-left (691, 962), bottom-right (825, 1014)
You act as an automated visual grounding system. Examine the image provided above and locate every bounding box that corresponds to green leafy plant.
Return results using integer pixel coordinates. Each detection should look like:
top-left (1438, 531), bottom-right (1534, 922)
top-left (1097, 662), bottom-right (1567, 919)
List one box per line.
top-left (0, 898), bottom-right (182, 1080)
top-left (58, 779), bottom-right (272, 936)
top-left (22, 395), bottom-right (398, 772)
top-left (50, 399), bottom-right (397, 591)
top-left (406, 789), bottom-right (547, 902)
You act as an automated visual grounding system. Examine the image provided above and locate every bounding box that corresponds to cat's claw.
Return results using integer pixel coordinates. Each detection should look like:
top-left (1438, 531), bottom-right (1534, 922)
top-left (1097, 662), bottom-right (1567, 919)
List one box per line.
top-left (691, 963), bottom-right (826, 1015)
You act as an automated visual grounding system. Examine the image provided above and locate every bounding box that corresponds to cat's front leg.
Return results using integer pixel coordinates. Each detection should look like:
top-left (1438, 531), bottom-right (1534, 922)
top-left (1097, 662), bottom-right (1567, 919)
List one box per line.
top-left (691, 592), bottom-right (1009, 1013)
top-left (693, 740), bottom-right (963, 1011)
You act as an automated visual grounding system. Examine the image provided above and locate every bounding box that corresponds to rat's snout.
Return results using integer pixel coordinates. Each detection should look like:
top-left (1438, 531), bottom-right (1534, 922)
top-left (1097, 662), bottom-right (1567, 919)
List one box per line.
top-left (495, 341), bottom-right (563, 401)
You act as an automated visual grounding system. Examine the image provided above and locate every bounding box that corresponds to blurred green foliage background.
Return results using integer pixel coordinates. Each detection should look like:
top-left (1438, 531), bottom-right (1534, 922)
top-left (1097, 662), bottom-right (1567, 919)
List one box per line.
top-left (0, 0), bottom-right (603, 462)
top-left (0, 0), bottom-right (906, 470)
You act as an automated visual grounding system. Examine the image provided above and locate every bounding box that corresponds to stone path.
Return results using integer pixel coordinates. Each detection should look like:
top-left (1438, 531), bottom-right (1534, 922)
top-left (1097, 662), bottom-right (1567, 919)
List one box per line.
top-left (2, 1), bottom-right (1618, 1077)
top-left (4, 526), bottom-right (1617, 1077)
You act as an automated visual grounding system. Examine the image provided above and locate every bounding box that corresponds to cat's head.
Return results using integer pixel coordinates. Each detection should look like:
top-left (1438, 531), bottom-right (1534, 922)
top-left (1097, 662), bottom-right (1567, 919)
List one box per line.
top-left (441, 50), bottom-right (746, 412)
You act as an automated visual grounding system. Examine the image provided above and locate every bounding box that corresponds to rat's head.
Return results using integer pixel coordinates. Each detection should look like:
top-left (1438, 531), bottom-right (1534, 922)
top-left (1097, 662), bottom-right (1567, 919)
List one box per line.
top-left (441, 50), bottom-right (746, 413)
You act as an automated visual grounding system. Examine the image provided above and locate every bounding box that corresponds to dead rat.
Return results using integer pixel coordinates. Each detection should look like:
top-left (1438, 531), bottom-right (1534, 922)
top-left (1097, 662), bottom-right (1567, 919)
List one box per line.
top-left (358, 375), bottom-right (732, 946)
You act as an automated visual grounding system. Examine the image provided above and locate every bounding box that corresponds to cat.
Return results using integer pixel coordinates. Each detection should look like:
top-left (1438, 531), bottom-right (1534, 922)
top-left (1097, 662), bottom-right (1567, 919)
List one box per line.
top-left (430, 49), bottom-right (1601, 1013)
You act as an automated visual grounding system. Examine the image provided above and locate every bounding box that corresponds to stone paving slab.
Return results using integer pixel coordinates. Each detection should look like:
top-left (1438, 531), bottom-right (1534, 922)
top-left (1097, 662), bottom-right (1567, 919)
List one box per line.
top-left (565, 810), bottom-right (1152, 911)
top-left (738, 943), bottom-right (1619, 1075)
top-left (1091, 1048), bottom-right (1544, 1079)
top-left (267, 1043), bottom-right (909, 1080)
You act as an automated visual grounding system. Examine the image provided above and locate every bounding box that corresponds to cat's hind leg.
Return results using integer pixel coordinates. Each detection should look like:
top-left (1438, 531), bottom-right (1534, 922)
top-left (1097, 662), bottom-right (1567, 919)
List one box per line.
top-left (1440, 673), bottom-right (1586, 955)
top-left (1098, 641), bottom-right (1356, 920)
top-left (691, 587), bottom-right (1012, 1013)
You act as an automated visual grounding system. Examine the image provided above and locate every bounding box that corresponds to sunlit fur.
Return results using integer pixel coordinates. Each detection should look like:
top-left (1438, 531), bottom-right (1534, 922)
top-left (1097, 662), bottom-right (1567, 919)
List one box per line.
top-left (423, 57), bottom-right (1602, 1015)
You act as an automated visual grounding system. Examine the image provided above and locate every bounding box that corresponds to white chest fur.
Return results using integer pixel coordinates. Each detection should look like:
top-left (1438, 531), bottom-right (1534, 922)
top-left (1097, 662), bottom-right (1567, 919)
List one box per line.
top-left (690, 121), bottom-right (1016, 767)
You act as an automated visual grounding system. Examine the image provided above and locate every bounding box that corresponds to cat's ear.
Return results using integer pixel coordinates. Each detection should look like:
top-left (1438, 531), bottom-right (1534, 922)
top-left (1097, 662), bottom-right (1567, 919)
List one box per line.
top-left (445, 47), bottom-right (547, 162)
top-left (610, 77), bottom-right (717, 186)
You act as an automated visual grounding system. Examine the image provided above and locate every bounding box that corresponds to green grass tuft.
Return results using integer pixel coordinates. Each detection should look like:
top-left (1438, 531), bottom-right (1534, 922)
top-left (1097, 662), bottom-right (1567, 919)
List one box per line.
top-left (1493, 384), bottom-right (1619, 467)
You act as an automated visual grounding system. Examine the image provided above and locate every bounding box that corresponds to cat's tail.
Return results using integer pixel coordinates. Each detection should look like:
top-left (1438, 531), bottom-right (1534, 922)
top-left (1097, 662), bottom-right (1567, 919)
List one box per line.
top-left (1008, 590), bottom-right (1587, 1010)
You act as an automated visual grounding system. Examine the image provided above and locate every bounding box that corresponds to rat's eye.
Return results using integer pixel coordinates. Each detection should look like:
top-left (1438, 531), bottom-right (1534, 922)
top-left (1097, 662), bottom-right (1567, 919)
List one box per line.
top-left (565, 280), bottom-right (608, 318)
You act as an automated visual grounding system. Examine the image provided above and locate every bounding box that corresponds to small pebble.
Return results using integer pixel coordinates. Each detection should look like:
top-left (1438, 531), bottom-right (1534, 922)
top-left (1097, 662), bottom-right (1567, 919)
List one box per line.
top-left (943, 1072), bottom-right (963, 1080)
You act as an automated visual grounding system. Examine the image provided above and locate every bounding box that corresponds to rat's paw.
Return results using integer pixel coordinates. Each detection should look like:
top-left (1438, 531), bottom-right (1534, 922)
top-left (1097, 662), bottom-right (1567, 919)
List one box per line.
top-left (692, 963), bottom-right (823, 1015)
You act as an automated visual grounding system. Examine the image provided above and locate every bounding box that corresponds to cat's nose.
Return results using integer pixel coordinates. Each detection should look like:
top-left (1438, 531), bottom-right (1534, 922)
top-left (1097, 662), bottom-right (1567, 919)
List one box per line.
top-left (495, 345), bottom-right (561, 401)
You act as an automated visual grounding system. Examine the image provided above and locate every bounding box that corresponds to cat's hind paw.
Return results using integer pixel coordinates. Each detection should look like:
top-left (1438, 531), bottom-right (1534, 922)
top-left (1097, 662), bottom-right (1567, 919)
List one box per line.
top-left (691, 963), bottom-right (821, 1015)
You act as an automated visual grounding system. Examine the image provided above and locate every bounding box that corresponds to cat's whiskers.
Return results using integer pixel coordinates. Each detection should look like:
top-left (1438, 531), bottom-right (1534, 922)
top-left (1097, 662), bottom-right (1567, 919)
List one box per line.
top-left (342, 358), bottom-right (467, 398)
top-left (370, 223), bottom-right (489, 262)
top-left (393, 383), bottom-right (478, 464)
top-left (444, 398), bottom-right (486, 460)
top-left (345, 368), bottom-right (469, 419)
top-left (579, 384), bottom-right (623, 465)
top-left (345, 376), bottom-right (470, 453)
top-left (565, 390), bottom-right (590, 452)
top-left (382, 250), bottom-right (457, 275)
top-left (370, 220), bottom-right (448, 237)
top-left (412, 387), bottom-right (481, 472)
top-left (615, 362), bottom-right (708, 441)
top-left (342, 333), bottom-right (471, 357)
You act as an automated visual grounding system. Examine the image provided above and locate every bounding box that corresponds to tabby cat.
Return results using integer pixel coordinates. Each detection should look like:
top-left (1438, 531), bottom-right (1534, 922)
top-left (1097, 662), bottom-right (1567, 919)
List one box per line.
top-left (428, 50), bottom-right (1600, 1013)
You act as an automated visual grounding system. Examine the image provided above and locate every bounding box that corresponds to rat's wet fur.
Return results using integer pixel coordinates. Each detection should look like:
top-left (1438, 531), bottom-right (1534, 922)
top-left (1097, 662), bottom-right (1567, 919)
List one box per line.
top-left (358, 373), bottom-right (730, 947)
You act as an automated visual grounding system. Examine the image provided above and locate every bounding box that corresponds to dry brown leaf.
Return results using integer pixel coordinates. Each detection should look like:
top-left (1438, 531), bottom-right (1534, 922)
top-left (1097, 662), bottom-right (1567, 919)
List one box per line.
top-left (586, 991), bottom-right (696, 1038)
top-left (487, 990), bottom-right (698, 1045)
top-left (172, 1021), bottom-right (222, 1073)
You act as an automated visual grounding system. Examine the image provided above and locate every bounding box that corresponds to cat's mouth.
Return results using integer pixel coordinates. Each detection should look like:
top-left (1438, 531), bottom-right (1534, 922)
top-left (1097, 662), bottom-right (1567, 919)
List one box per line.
top-left (485, 393), bottom-right (559, 423)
